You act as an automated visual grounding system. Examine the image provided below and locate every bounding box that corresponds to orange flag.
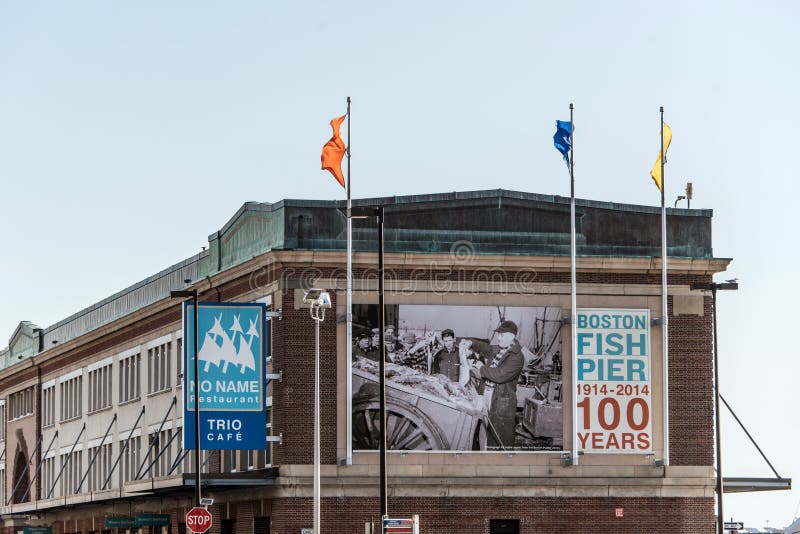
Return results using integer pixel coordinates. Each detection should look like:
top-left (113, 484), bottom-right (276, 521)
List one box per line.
top-left (321, 114), bottom-right (347, 188)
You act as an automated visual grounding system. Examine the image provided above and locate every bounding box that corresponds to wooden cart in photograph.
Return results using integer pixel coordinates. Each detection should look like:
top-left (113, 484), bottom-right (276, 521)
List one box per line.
top-left (351, 368), bottom-right (486, 451)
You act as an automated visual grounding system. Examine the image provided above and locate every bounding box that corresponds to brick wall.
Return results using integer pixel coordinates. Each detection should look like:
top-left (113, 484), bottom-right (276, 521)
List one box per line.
top-left (271, 496), bottom-right (715, 534)
top-left (668, 295), bottom-right (714, 466)
top-left (272, 288), bottom-right (339, 466)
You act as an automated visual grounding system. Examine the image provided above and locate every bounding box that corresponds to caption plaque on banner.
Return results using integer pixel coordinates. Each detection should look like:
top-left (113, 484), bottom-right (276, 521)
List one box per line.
top-left (183, 302), bottom-right (267, 450)
top-left (575, 308), bottom-right (652, 453)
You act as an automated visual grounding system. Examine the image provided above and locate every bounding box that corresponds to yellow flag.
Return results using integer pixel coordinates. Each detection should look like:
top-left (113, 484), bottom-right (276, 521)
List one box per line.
top-left (650, 123), bottom-right (672, 191)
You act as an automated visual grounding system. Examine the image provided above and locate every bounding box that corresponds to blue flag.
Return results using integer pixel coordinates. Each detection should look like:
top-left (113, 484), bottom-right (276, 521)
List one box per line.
top-left (553, 120), bottom-right (572, 166)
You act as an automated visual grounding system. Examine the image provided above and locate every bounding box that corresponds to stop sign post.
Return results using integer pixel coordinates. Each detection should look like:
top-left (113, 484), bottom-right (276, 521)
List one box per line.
top-left (186, 507), bottom-right (212, 534)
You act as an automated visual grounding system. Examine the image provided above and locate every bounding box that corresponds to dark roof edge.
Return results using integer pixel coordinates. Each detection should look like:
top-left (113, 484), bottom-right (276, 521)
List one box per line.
top-left (273, 189), bottom-right (712, 217)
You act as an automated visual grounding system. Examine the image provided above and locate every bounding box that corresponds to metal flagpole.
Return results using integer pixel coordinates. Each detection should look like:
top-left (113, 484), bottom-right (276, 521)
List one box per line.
top-left (569, 103), bottom-right (579, 467)
top-left (345, 96), bottom-right (354, 465)
top-left (660, 106), bottom-right (670, 466)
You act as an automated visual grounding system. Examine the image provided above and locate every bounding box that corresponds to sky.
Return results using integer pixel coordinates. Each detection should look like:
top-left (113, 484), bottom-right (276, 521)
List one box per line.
top-left (1, 0), bottom-right (799, 528)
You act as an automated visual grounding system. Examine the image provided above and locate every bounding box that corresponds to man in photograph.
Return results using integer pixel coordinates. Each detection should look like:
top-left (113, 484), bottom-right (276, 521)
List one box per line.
top-left (383, 334), bottom-right (401, 364)
top-left (394, 331), bottom-right (428, 373)
top-left (397, 331), bottom-right (414, 351)
top-left (431, 329), bottom-right (469, 385)
top-left (463, 320), bottom-right (525, 449)
top-left (370, 327), bottom-right (380, 350)
top-left (354, 332), bottom-right (374, 359)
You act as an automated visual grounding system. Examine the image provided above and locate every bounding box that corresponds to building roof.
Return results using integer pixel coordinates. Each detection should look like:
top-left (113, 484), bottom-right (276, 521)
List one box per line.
top-left (1, 188), bottom-right (721, 370)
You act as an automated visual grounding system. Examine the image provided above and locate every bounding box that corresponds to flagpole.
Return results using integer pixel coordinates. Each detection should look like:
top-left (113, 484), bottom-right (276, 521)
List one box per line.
top-left (660, 105), bottom-right (670, 466)
top-left (569, 103), bottom-right (579, 467)
top-left (346, 96), bottom-right (353, 466)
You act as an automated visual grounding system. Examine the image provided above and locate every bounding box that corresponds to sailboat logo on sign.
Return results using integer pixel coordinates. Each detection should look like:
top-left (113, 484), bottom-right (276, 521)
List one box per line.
top-left (187, 305), bottom-right (263, 412)
top-left (198, 314), bottom-right (258, 375)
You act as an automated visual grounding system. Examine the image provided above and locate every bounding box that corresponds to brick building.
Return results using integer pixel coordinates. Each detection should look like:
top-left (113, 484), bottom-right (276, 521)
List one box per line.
top-left (0, 190), bottom-right (732, 533)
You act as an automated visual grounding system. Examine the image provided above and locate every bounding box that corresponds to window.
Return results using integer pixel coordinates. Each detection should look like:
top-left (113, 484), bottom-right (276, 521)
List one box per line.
top-left (221, 447), bottom-right (268, 473)
top-left (265, 316), bottom-right (272, 360)
top-left (148, 341), bottom-right (172, 394)
top-left (120, 436), bottom-right (141, 485)
top-left (222, 450), bottom-right (236, 473)
top-left (59, 450), bottom-right (82, 497)
top-left (146, 428), bottom-right (175, 478)
top-left (60, 375), bottom-right (83, 421)
top-left (88, 363), bottom-right (112, 412)
top-left (175, 428), bottom-right (188, 474)
top-left (119, 353), bottom-right (141, 403)
top-left (176, 337), bottom-right (184, 386)
top-left (0, 401), bottom-right (5, 440)
top-left (9, 388), bottom-right (35, 420)
top-left (42, 386), bottom-right (55, 427)
top-left (41, 456), bottom-right (56, 499)
top-left (489, 519), bottom-right (520, 534)
top-left (174, 428), bottom-right (208, 475)
top-left (247, 449), bottom-right (268, 471)
top-left (0, 467), bottom-right (5, 504)
top-left (88, 443), bottom-right (113, 492)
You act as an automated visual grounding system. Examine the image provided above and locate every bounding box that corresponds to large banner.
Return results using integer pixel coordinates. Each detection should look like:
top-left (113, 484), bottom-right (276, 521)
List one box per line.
top-left (575, 308), bottom-right (652, 453)
top-left (351, 304), bottom-right (563, 452)
top-left (183, 302), bottom-right (267, 450)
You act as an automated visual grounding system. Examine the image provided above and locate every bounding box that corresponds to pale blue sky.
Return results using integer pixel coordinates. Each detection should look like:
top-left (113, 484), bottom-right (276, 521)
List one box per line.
top-left (2, 1), bottom-right (798, 528)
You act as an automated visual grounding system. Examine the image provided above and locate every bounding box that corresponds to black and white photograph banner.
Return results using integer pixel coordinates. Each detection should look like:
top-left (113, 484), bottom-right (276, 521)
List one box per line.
top-left (351, 304), bottom-right (564, 452)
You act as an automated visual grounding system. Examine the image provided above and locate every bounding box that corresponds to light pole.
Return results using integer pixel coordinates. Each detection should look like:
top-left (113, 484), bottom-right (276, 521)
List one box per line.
top-left (303, 289), bottom-right (332, 534)
top-left (690, 279), bottom-right (738, 534)
top-left (170, 289), bottom-right (202, 507)
top-left (350, 206), bottom-right (387, 518)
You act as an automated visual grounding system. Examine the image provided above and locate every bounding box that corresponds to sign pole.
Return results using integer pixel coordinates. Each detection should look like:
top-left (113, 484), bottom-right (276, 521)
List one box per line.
top-left (193, 291), bottom-right (202, 507)
top-left (377, 206), bottom-right (388, 518)
top-left (172, 289), bottom-right (203, 505)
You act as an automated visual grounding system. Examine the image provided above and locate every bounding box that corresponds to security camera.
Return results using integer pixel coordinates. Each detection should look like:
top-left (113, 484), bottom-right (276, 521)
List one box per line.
top-left (303, 289), bottom-right (331, 308)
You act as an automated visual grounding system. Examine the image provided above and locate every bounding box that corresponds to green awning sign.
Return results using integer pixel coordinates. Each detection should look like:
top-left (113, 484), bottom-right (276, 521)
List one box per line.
top-left (135, 514), bottom-right (170, 526)
top-left (23, 527), bottom-right (52, 534)
top-left (104, 518), bottom-right (135, 529)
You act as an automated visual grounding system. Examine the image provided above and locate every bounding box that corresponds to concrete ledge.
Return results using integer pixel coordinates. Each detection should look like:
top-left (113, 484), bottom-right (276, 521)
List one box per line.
top-left (555, 486), bottom-right (609, 497)
top-left (500, 486), bottom-right (558, 498)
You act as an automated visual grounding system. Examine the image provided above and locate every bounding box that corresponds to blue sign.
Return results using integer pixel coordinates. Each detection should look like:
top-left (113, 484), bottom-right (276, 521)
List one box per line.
top-left (23, 528), bottom-right (52, 534)
top-left (183, 302), bottom-right (267, 450)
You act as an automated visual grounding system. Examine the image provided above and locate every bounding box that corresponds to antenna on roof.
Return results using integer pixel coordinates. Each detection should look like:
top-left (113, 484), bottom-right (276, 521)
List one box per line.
top-left (685, 182), bottom-right (693, 208)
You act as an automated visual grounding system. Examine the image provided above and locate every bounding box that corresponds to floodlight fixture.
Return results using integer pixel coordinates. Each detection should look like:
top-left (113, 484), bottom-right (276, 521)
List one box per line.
top-left (303, 289), bottom-right (331, 309)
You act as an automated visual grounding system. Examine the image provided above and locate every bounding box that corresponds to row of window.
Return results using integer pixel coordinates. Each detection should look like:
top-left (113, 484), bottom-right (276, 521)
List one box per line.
top-left (40, 432), bottom-right (190, 498)
top-left (5, 338), bottom-right (182, 429)
top-left (37, 339), bottom-right (181, 428)
top-left (36, 427), bottom-right (269, 498)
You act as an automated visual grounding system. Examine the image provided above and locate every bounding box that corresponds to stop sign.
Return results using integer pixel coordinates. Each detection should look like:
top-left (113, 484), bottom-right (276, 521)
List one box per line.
top-left (186, 507), bottom-right (212, 534)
